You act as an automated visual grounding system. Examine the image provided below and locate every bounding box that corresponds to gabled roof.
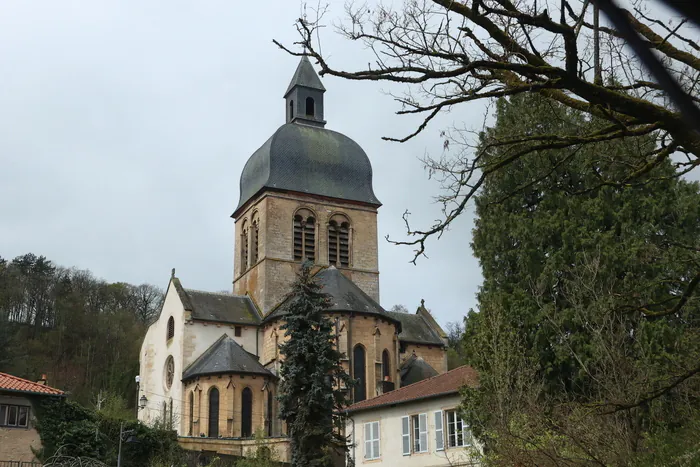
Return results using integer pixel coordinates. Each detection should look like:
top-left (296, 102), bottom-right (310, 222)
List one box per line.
top-left (264, 267), bottom-right (398, 325)
top-left (171, 278), bottom-right (261, 325)
top-left (387, 311), bottom-right (445, 346)
top-left (346, 366), bottom-right (478, 414)
top-left (399, 354), bottom-right (439, 387)
top-left (0, 372), bottom-right (65, 397)
top-left (284, 55), bottom-right (326, 97)
top-left (182, 334), bottom-right (273, 380)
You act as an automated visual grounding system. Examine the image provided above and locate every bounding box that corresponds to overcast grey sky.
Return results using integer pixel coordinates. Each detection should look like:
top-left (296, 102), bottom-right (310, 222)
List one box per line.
top-left (0, 1), bottom-right (486, 327)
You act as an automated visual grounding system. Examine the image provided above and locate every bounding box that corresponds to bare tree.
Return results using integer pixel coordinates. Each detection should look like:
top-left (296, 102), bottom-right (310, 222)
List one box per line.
top-left (274, 0), bottom-right (700, 262)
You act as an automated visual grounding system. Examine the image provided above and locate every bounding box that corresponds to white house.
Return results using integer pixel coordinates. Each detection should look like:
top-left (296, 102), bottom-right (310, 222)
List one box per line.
top-left (345, 366), bottom-right (482, 466)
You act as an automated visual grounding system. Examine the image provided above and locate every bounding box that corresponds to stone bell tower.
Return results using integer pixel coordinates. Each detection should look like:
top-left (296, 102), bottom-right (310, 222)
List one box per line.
top-left (231, 55), bottom-right (382, 314)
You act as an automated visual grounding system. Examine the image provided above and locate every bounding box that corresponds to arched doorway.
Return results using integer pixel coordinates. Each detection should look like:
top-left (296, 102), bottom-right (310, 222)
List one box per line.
top-left (208, 387), bottom-right (219, 438)
top-left (242, 387), bottom-right (253, 437)
top-left (353, 344), bottom-right (366, 402)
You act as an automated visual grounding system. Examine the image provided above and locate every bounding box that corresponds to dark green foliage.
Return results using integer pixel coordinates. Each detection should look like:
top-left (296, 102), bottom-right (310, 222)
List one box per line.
top-left (462, 94), bottom-right (700, 464)
top-left (0, 253), bottom-right (163, 407)
top-left (35, 398), bottom-right (184, 466)
top-left (277, 261), bottom-right (353, 467)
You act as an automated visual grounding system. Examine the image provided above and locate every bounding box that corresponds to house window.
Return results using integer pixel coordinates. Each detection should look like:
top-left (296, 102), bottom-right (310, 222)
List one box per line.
top-left (208, 387), bottom-right (220, 437)
top-left (293, 209), bottom-right (316, 262)
top-left (0, 404), bottom-right (29, 428)
top-left (434, 410), bottom-right (444, 451)
top-left (166, 317), bottom-right (175, 341)
top-left (353, 344), bottom-right (366, 403)
top-left (328, 214), bottom-right (350, 267)
top-left (164, 356), bottom-right (174, 389)
top-left (235, 326), bottom-right (242, 337)
top-left (241, 387), bottom-right (253, 437)
top-left (401, 413), bottom-right (428, 455)
top-left (241, 221), bottom-right (249, 271)
top-left (364, 421), bottom-right (380, 460)
top-left (251, 213), bottom-right (260, 264)
top-left (446, 410), bottom-right (471, 448)
top-left (305, 97), bottom-right (315, 117)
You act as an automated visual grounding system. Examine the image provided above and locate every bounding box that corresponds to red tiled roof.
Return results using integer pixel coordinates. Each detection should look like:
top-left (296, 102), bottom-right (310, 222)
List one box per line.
top-left (0, 372), bottom-right (65, 396)
top-left (346, 365), bottom-right (478, 413)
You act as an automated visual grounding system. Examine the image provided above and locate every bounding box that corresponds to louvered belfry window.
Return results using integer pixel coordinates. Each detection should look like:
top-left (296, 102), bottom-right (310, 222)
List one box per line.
top-left (241, 221), bottom-right (249, 270)
top-left (293, 209), bottom-right (316, 262)
top-left (328, 214), bottom-right (350, 267)
top-left (251, 213), bottom-right (260, 264)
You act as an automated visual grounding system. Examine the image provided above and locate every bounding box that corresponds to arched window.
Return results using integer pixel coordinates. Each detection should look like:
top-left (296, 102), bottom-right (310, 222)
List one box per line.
top-left (289, 100), bottom-right (294, 120)
top-left (293, 209), bottom-right (316, 262)
top-left (166, 317), bottom-right (174, 341)
top-left (328, 214), bottom-right (350, 267)
top-left (188, 391), bottom-right (194, 435)
top-left (305, 97), bottom-right (315, 117)
top-left (208, 387), bottom-right (220, 438)
top-left (251, 212), bottom-right (260, 264)
top-left (241, 387), bottom-right (253, 437)
top-left (168, 398), bottom-right (173, 429)
top-left (162, 401), bottom-right (167, 421)
top-left (382, 349), bottom-right (391, 380)
top-left (267, 390), bottom-right (273, 436)
top-left (240, 220), bottom-right (249, 271)
top-left (353, 344), bottom-right (366, 403)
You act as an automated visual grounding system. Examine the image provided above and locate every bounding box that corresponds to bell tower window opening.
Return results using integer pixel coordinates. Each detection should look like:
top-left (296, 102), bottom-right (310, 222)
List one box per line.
top-left (293, 209), bottom-right (316, 262)
top-left (305, 97), bottom-right (315, 117)
top-left (289, 100), bottom-right (294, 121)
top-left (240, 221), bottom-right (249, 271)
top-left (251, 213), bottom-right (260, 264)
top-left (328, 215), bottom-right (350, 267)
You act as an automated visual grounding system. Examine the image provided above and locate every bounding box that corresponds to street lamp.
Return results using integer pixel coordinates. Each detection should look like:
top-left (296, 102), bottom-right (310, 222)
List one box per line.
top-left (139, 395), bottom-right (148, 410)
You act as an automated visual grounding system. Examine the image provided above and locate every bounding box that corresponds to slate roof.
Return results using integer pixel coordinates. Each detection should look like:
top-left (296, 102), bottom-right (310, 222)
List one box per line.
top-left (182, 335), bottom-right (274, 380)
top-left (346, 366), bottom-right (478, 414)
top-left (284, 55), bottom-right (326, 96)
top-left (172, 278), bottom-right (261, 325)
top-left (386, 311), bottom-right (445, 346)
top-left (264, 267), bottom-right (398, 325)
top-left (0, 372), bottom-right (65, 396)
top-left (234, 123), bottom-right (381, 216)
top-left (399, 354), bottom-right (439, 387)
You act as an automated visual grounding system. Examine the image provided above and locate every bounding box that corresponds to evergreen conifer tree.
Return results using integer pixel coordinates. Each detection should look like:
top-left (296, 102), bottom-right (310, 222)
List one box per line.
top-left (278, 261), bottom-right (353, 467)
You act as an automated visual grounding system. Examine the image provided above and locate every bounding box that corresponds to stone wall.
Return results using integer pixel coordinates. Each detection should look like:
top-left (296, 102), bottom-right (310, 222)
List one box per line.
top-left (182, 374), bottom-right (275, 438)
top-left (401, 344), bottom-right (448, 374)
top-left (233, 192), bottom-right (380, 313)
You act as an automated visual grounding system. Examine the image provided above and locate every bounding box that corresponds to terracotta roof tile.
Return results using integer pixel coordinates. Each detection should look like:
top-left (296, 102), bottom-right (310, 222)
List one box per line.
top-left (346, 366), bottom-right (478, 414)
top-left (0, 372), bottom-right (65, 396)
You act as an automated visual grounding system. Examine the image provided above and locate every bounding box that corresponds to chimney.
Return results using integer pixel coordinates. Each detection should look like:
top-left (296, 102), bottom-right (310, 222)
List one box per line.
top-left (37, 374), bottom-right (47, 386)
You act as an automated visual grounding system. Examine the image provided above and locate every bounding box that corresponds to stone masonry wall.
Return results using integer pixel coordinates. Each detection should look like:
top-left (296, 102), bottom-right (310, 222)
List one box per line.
top-left (401, 344), bottom-right (448, 374)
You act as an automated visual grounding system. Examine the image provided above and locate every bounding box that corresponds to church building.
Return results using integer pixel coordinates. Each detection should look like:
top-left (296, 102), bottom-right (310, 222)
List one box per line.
top-left (137, 55), bottom-right (448, 460)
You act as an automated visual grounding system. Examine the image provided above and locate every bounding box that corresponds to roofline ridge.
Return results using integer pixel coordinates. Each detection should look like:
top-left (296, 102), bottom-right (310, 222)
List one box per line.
top-left (184, 288), bottom-right (247, 299)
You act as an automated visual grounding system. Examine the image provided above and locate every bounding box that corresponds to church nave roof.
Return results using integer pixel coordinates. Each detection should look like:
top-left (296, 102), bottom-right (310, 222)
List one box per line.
top-left (182, 334), bottom-right (273, 380)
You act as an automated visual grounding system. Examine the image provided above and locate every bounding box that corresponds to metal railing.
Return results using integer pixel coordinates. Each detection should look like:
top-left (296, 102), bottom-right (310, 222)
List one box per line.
top-left (0, 461), bottom-right (42, 467)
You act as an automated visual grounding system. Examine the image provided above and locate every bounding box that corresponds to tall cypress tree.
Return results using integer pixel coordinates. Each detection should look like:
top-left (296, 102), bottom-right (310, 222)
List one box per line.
top-left (278, 261), bottom-right (353, 467)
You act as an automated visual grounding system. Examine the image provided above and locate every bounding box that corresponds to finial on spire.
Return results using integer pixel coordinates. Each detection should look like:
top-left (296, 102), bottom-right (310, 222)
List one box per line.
top-left (420, 298), bottom-right (425, 308)
top-left (171, 268), bottom-right (176, 279)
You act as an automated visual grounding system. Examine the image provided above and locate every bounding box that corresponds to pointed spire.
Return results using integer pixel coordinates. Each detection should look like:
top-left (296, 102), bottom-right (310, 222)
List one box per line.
top-left (284, 55), bottom-right (326, 97)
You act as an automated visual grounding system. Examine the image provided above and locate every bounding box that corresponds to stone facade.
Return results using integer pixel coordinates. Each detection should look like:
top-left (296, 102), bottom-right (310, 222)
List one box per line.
top-left (233, 192), bottom-right (380, 313)
top-left (400, 344), bottom-right (448, 375)
top-left (0, 394), bottom-right (41, 463)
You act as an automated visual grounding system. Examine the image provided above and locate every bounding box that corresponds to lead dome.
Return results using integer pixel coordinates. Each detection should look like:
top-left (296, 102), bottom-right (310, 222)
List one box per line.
top-left (233, 55), bottom-right (381, 216)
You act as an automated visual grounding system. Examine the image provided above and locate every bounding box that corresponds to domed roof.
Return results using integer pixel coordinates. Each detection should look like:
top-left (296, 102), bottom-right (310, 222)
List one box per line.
top-left (233, 122), bottom-right (381, 216)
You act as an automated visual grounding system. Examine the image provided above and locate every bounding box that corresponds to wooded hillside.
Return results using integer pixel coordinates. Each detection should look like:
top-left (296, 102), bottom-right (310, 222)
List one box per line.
top-left (0, 253), bottom-right (162, 409)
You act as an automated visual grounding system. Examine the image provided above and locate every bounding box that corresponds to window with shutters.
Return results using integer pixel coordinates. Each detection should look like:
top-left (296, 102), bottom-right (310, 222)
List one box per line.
top-left (364, 421), bottom-right (380, 460)
top-left (240, 220), bottom-right (249, 271)
top-left (251, 212), bottom-right (260, 264)
top-left (446, 410), bottom-right (472, 447)
top-left (328, 214), bottom-right (350, 267)
top-left (402, 414), bottom-right (428, 455)
top-left (434, 410), bottom-right (444, 451)
top-left (166, 316), bottom-right (174, 341)
top-left (293, 209), bottom-right (316, 262)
